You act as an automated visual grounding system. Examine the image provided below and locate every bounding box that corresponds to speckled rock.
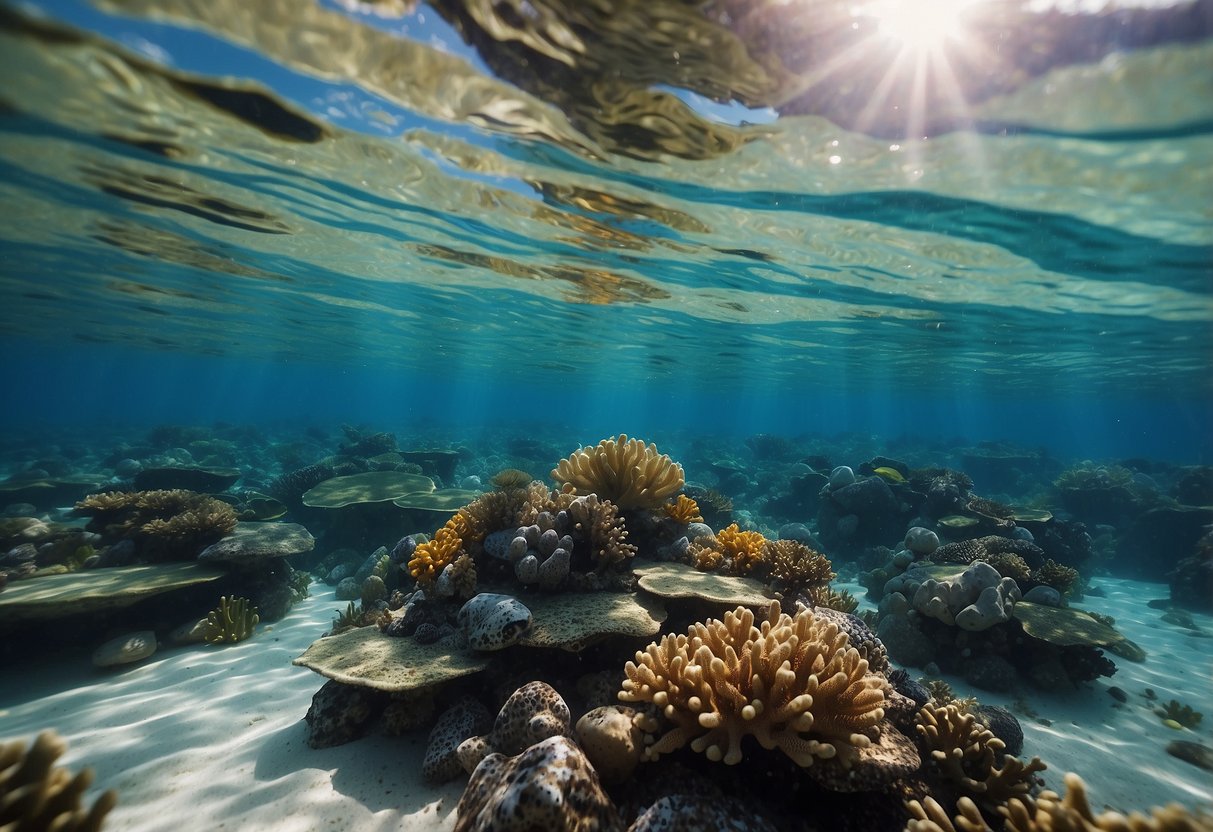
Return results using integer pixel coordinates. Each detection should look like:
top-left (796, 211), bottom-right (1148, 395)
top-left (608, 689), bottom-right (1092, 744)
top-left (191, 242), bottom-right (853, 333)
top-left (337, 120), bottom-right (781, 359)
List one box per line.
top-left (973, 704), bottom-right (1023, 757)
top-left (457, 681), bottom-right (571, 774)
top-left (304, 679), bottom-right (383, 748)
top-left (629, 794), bottom-right (777, 832)
top-left (454, 736), bottom-right (623, 832)
top-left (382, 688), bottom-right (437, 736)
top-left (457, 593), bottom-right (531, 651)
top-left (423, 696), bottom-right (493, 783)
top-left (92, 630), bottom-right (157, 667)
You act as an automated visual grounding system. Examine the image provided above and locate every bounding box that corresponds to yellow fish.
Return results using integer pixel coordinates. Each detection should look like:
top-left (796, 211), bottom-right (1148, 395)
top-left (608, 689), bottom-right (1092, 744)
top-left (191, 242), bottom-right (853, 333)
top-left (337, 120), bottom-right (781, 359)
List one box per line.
top-left (873, 466), bottom-right (906, 483)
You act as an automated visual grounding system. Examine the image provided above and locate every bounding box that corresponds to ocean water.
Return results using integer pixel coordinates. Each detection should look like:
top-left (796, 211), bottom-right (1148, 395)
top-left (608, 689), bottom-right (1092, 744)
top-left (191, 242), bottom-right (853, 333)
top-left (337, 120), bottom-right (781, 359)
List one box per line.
top-left (1, 0), bottom-right (1212, 829)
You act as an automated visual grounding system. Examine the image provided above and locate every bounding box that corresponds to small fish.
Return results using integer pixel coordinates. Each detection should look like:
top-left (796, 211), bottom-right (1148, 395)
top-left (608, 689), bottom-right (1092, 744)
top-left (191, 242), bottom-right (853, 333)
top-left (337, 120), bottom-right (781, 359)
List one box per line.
top-left (873, 466), bottom-right (906, 483)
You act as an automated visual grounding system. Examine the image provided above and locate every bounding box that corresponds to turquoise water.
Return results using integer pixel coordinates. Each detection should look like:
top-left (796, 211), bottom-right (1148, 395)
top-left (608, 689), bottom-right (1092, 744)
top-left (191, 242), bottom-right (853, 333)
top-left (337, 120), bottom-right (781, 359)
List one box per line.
top-left (0, 0), bottom-right (1211, 458)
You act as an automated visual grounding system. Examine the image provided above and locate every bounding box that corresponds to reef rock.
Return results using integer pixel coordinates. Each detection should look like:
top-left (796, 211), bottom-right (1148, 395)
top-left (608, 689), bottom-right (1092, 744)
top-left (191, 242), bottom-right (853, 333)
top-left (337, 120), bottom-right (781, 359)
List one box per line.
top-left (197, 521), bottom-right (314, 564)
top-left (454, 736), bottom-right (623, 832)
top-left (92, 630), bottom-right (157, 667)
top-left (458, 593), bottom-right (532, 651)
top-left (423, 696), bottom-right (493, 783)
top-left (457, 681), bottom-right (571, 774)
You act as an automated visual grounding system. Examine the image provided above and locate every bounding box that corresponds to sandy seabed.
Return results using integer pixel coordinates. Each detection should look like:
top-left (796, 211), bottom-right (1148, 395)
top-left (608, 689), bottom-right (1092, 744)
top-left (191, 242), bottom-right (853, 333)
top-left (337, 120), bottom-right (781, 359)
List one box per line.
top-left (1, 577), bottom-right (1210, 831)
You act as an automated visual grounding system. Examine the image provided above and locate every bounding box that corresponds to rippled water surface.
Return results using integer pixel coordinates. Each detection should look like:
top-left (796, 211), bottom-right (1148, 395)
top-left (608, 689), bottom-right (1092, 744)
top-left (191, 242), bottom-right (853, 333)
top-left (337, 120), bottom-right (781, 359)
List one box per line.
top-left (1, 0), bottom-right (1211, 401)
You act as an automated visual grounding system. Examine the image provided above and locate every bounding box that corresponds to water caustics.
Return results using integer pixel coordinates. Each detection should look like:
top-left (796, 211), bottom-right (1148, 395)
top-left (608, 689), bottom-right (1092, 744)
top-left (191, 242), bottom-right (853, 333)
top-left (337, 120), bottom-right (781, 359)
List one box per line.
top-left (0, 0), bottom-right (1210, 395)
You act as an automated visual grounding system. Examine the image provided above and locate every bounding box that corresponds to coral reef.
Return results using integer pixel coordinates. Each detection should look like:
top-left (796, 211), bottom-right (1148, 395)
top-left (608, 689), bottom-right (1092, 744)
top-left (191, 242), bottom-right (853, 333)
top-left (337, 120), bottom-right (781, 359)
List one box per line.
top-left (407, 515), bottom-right (469, 585)
top-left (203, 596), bottom-right (259, 644)
top-left (74, 489), bottom-right (237, 560)
top-left (619, 601), bottom-right (886, 767)
top-left (0, 730), bottom-right (116, 832)
top-left (551, 435), bottom-right (684, 510)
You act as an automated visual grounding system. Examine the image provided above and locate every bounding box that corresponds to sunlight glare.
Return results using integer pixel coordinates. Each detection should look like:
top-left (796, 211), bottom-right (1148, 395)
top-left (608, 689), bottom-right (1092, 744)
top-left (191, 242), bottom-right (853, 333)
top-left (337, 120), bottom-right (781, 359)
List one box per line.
top-left (865, 0), bottom-right (982, 51)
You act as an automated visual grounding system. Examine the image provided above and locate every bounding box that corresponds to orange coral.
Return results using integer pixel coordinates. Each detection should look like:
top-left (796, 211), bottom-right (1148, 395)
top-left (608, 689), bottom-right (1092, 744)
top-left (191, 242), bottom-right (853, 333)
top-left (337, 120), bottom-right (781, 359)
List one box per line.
top-left (717, 523), bottom-right (769, 574)
top-left (663, 494), bottom-right (703, 523)
top-left (408, 518), bottom-right (465, 585)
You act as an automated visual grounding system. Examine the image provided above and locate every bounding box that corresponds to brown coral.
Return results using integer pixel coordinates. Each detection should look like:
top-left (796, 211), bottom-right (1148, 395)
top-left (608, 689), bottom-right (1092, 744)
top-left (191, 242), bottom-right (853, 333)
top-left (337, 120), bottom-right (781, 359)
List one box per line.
top-left (1034, 559), bottom-right (1080, 595)
top-left (688, 524), bottom-right (770, 576)
top-left (74, 489), bottom-right (236, 560)
top-left (566, 493), bottom-right (637, 571)
top-left (0, 730), bottom-right (116, 832)
top-left (766, 539), bottom-right (835, 596)
top-left (552, 435), bottom-right (684, 510)
top-left (490, 468), bottom-right (533, 490)
top-left (663, 494), bottom-right (703, 524)
top-left (915, 703), bottom-right (1045, 812)
top-left (907, 774), bottom-right (1213, 832)
top-left (619, 601), bottom-right (886, 768)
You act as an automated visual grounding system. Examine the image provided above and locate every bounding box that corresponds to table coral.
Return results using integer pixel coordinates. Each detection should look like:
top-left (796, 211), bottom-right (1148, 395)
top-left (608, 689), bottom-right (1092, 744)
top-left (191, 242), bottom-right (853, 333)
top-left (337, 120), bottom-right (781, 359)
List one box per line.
top-left (0, 730), bottom-right (116, 832)
top-left (619, 600), bottom-right (886, 767)
top-left (551, 435), bottom-right (684, 510)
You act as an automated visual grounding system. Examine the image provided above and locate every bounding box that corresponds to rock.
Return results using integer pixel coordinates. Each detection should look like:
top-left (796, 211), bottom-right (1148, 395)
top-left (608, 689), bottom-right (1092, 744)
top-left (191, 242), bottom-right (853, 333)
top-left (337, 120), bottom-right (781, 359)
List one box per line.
top-left (777, 523), bottom-right (815, 545)
top-left (92, 630), bottom-right (157, 667)
top-left (1166, 740), bottom-right (1213, 772)
top-left (335, 577), bottom-right (361, 601)
top-left (423, 696), bottom-right (493, 783)
top-left (457, 593), bottom-right (531, 651)
top-left (575, 706), bottom-right (643, 784)
top-left (457, 681), bottom-right (571, 774)
top-left (955, 578), bottom-right (1020, 631)
top-left (630, 795), bottom-right (777, 832)
top-left (1022, 585), bottom-right (1062, 606)
top-left (972, 704), bottom-right (1023, 757)
top-left (876, 614), bottom-right (935, 668)
top-left (829, 466), bottom-right (856, 489)
top-left (454, 736), bottom-right (622, 832)
top-left (197, 521), bottom-right (314, 564)
top-left (304, 679), bottom-right (383, 748)
top-left (904, 527), bottom-right (940, 555)
top-left (962, 654), bottom-right (1019, 692)
top-left (170, 617), bottom-right (209, 645)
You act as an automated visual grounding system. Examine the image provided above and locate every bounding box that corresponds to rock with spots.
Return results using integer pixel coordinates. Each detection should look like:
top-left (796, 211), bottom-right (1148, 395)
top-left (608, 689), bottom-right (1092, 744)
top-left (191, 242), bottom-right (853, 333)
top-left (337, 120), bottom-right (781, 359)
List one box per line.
top-left (454, 736), bottom-right (623, 832)
top-left (304, 679), bottom-right (384, 748)
top-left (423, 696), bottom-right (493, 783)
top-left (457, 593), bottom-right (531, 651)
top-left (457, 681), bottom-right (571, 774)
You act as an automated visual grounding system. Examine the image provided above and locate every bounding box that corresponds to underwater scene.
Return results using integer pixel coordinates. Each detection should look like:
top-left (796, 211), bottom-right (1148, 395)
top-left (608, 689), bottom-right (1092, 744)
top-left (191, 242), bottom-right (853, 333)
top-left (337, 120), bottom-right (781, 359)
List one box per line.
top-left (1, 0), bottom-right (1211, 829)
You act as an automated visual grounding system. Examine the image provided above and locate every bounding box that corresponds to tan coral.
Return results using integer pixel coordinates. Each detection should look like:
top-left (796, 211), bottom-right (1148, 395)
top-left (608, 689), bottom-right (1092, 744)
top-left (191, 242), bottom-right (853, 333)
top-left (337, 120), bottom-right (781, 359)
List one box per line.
top-left (716, 524), bottom-right (769, 574)
top-left (619, 601), bottom-right (885, 767)
top-left (915, 703), bottom-right (1045, 811)
top-left (565, 493), bottom-right (636, 571)
top-left (551, 435), bottom-right (684, 510)
top-left (766, 539), bottom-right (835, 596)
top-left (0, 730), bottom-right (117, 832)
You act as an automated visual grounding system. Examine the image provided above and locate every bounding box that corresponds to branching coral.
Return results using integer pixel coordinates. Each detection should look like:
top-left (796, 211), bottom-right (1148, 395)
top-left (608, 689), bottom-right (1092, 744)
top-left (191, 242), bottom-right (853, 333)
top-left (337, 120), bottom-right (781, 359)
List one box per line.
top-left (0, 730), bottom-right (116, 832)
top-left (663, 494), bottom-right (703, 524)
top-left (809, 586), bottom-right (859, 615)
top-left (566, 493), bottom-right (637, 571)
top-left (203, 596), bottom-right (259, 644)
top-left (907, 774), bottom-right (1213, 832)
top-left (552, 435), bottom-right (684, 510)
top-left (75, 489), bottom-right (237, 559)
top-left (619, 601), bottom-right (886, 768)
top-left (915, 703), bottom-right (1045, 812)
top-left (766, 540), bottom-right (835, 596)
top-left (688, 523), bottom-right (770, 575)
top-left (408, 517), bottom-right (467, 585)
top-left (1034, 559), bottom-right (1080, 595)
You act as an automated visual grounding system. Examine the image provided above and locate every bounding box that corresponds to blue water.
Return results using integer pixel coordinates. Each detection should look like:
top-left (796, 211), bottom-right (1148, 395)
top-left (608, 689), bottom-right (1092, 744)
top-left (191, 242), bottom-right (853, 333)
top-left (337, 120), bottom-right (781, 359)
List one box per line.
top-left (0, 0), bottom-right (1211, 462)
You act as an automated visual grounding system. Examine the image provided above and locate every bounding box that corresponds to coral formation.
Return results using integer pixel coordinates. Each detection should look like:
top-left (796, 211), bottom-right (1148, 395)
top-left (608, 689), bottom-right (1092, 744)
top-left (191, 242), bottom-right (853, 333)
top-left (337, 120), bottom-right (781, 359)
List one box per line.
top-left (1034, 559), bottom-right (1080, 595)
top-left (75, 489), bottom-right (237, 560)
top-left (490, 468), bottom-right (532, 490)
top-left (931, 536), bottom-right (1046, 571)
top-left (551, 435), bottom-right (684, 509)
top-left (663, 494), bottom-right (703, 523)
top-left (0, 730), bottom-right (116, 832)
top-left (619, 601), bottom-right (886, 767)
top-left (203, 596), bottom-right (259, 644)
top-left (456, 681), bottom-right (571, 773)
top-left (407, 515), bottom-right (469, 585)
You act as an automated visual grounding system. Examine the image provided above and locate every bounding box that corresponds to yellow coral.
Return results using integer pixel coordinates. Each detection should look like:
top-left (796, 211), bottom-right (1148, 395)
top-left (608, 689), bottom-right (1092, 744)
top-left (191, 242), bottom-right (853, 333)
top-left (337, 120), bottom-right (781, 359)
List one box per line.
top-left (551, 435), bottom-right (684, 510)
top-left (716, 523), bottom-right (769, 574)
top-left (0, 730), bottom-right (116, 832)
top-left (408, 519), bottom-right (465, 585)
top-left (663, 494), bottom-right (703, 524)
top-left (619, 601), bottom-right (885, 767)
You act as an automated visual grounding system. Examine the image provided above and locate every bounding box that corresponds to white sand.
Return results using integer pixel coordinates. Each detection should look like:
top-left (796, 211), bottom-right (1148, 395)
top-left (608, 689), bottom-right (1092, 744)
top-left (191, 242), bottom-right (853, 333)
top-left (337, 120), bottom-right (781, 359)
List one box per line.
top-left (1, 578), bottom-right (1209, 830)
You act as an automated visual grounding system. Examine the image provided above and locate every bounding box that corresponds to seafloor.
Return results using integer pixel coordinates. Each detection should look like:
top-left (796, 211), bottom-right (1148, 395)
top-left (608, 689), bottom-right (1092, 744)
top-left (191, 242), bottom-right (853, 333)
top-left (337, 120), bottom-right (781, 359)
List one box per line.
top-left (0, 424), bottom-right (1210, 831)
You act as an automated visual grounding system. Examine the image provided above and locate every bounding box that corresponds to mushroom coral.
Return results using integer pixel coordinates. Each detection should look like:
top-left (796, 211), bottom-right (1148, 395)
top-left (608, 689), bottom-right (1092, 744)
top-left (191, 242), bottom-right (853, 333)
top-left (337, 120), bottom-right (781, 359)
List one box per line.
top-left (618, 601), bottom-right (885, 767)
top-left (552, 435), bottom-right (684, 510)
